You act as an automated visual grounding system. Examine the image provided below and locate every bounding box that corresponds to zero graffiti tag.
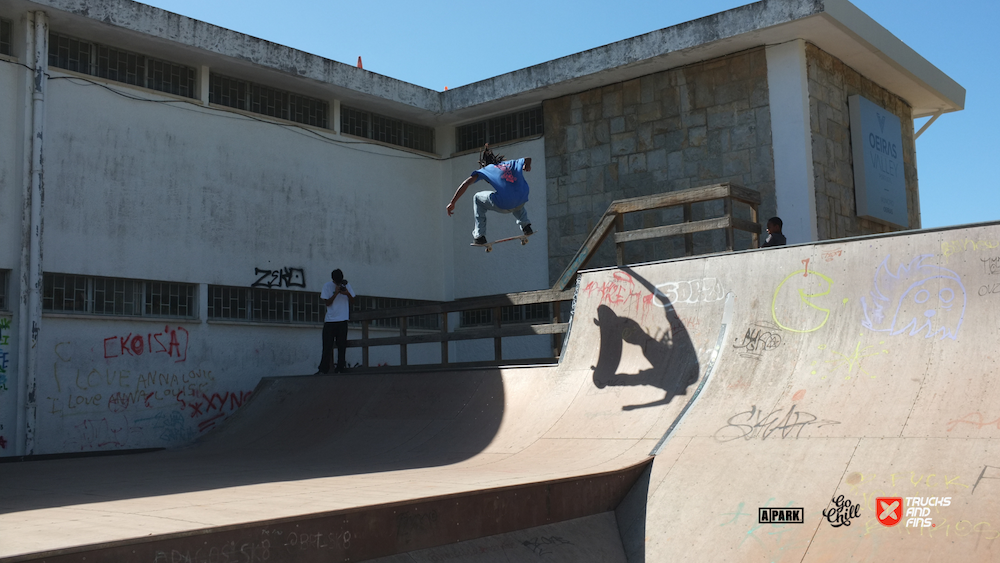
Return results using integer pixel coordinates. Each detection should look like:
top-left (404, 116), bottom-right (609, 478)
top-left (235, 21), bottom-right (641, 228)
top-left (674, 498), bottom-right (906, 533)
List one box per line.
top-left (252, 267), bottom-right (306, 289)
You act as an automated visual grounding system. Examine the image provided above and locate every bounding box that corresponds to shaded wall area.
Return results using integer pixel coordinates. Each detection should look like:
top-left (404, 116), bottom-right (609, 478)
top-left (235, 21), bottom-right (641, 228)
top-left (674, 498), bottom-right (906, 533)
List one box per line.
top-left (542, 48), bottom-right (777, 285)
top-left (806, 43), bottom-right (920, 238)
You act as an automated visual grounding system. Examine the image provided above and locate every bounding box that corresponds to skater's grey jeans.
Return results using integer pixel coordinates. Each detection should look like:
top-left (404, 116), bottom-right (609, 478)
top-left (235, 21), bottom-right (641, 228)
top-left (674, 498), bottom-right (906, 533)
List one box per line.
top-left (473, 191), bottom-right (529, 239)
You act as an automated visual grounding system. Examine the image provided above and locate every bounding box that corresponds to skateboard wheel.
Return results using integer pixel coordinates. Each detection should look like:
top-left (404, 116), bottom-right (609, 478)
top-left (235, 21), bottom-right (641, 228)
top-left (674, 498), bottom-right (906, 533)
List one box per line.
top-left (486, 247), bottom-right (492, 252)
top-left (520, 239), bottom-right (527, 245)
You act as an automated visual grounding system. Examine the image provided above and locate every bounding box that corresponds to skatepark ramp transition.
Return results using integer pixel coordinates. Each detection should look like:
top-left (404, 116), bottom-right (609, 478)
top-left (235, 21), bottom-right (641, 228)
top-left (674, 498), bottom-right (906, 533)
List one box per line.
top-left (2, 221), bottom-right (1000, 562)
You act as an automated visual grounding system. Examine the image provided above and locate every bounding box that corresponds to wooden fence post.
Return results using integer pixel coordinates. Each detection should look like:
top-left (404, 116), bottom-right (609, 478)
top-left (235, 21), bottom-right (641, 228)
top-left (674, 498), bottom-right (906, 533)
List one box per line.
top-left (724, 197), bottom-right (735, 251)
top-left (440, 312), bottom-right (448, 365)
top-left (493, 307), bottom-right (502, 361)
top-left (615, 214), bottom-right (625, 266)
top-left (399, 316), bottom-right (408, 366)
top-left (362, 320), bottom-right (370, 368)
top-left (683, 203), bottom-right (694, 256)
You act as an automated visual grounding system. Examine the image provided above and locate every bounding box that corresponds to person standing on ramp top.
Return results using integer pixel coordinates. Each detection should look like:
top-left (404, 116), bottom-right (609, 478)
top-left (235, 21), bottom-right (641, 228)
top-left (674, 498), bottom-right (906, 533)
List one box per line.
top-left (761, 216), bottom-right (787, 247)
top-left (447, 144), bottom-right (535, 246)
top-left (316, 269), bottom-right (356, 375)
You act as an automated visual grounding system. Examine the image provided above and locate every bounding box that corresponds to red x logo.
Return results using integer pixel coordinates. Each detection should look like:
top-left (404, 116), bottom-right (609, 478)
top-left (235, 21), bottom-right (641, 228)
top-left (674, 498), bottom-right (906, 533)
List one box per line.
top-left (876, 497), bottom-right (903, 526)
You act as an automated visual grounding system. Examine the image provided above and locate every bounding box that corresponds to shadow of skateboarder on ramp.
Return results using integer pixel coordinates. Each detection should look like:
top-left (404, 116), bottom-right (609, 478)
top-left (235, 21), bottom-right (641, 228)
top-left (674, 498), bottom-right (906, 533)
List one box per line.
top-left (590, 268), bottom-right (700, 411)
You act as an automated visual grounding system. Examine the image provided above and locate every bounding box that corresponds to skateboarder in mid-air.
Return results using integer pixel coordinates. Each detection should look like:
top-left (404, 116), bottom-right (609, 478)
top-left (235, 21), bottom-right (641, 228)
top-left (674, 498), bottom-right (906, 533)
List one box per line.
top-left (446, 144), bottom-right (534, 247)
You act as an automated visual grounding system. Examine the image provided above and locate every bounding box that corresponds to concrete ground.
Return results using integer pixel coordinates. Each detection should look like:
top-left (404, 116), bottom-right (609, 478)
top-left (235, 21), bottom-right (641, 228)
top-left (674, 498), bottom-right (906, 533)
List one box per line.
top-left (2, 221), bottom-right (999, 562)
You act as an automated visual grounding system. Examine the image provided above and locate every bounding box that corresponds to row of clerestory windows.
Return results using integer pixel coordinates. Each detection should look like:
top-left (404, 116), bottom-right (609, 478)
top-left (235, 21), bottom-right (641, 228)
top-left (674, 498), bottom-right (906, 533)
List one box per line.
top-left (43, 29), bottom-right (544, 157)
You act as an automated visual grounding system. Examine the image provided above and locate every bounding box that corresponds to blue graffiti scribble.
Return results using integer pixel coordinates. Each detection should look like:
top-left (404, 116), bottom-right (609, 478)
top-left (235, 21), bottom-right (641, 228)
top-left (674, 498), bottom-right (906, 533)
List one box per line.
top-left (862, 254), bottom-right (966, 340)
top-left (134, 410), bottom-right (196, 443)
top-left (0, 350), bottom-right (9, 388)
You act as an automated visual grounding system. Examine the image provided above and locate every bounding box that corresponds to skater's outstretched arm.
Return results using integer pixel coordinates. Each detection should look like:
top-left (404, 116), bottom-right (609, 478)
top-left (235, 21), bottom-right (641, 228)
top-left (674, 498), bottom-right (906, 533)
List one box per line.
top-left (446, 175), bottom-right (478, 216)
top-left (523, 158), bottom-right (531, 172)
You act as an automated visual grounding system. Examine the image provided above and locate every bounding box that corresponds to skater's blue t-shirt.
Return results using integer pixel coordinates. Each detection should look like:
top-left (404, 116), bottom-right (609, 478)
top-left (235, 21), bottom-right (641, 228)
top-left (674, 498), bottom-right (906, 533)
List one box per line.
top-left (471, 158), bottom-right (529, 210)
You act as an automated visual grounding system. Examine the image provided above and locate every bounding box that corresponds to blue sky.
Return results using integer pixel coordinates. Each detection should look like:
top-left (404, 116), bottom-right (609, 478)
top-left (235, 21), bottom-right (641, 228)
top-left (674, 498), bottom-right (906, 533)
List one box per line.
top-left (141, 0), bottom-right (997, 229)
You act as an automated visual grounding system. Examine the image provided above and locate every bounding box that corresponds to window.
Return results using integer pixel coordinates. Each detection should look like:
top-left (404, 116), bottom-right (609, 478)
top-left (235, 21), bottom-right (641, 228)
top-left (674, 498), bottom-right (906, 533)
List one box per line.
top-left (351, 296), bottom-right (439, 330)
top-left (0, 18), bottom-right (12, 57)
top-left (208, 285), bottom-right (323, 323)
top-left (340, 105), bottom-right (434, 153)
top-left (209, 73), bottom-right (328, 128)
top-left (48, 32), bottom-right (196, 98)
top-left (0, 270), bottom-right (8, 310)
top-left (461, 303), bottom-right (551, 327)
top-left (456, 107), bottom-right (544, 152)
top-left (43, 273), bottom-right (196, 318)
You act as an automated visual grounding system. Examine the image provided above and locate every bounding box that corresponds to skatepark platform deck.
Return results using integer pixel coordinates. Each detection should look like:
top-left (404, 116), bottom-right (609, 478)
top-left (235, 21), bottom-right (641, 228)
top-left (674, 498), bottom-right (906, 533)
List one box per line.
top-left (3, 221), bottom-right (1000, 562)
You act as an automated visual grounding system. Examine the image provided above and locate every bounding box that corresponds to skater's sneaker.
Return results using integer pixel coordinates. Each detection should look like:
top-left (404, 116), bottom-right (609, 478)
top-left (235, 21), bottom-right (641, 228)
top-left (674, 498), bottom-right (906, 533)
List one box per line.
top-left (522, 224), bottom-right (534, 236)
top-left (472, 236), bottom-right (488, 246)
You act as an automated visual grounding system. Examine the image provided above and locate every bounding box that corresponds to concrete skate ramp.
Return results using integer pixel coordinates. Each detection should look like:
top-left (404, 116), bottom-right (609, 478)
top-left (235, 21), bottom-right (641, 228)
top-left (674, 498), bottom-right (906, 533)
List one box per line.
top-left (0, 361), bottom-right (656, 560)
top-left (3, 221), bottom-right (1000, 562)
top-left (609, 221), bottom-right (1000, 562)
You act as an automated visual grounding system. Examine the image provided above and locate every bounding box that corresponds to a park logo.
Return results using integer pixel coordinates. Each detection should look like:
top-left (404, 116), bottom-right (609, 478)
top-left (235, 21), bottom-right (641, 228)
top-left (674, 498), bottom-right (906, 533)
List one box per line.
top-left (758, 507), bottom-right (804, 524)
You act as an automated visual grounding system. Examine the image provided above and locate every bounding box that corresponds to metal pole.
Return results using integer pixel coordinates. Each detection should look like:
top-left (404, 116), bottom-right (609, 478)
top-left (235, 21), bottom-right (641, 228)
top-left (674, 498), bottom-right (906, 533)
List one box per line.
top-left (17, 11), bottom-right (47, 456)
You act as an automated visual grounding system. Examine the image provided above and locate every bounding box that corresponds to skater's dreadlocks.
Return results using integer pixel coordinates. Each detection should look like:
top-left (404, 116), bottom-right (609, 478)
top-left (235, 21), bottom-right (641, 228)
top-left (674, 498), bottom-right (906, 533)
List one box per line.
top-left (478, 144), bottom-right (505, 168)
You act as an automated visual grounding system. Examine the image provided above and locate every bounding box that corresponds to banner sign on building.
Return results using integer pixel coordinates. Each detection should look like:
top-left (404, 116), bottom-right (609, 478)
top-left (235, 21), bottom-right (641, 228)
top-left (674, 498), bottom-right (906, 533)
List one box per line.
top-left (849, 95), bottom-right (908, 228)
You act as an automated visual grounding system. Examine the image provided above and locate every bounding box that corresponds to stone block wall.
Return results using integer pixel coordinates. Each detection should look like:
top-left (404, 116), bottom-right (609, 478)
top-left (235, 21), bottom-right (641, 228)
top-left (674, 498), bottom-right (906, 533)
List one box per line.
top-left (543, 48), bottom-right (776, 285)
top-left (806, 43), bottom-right (920, 239)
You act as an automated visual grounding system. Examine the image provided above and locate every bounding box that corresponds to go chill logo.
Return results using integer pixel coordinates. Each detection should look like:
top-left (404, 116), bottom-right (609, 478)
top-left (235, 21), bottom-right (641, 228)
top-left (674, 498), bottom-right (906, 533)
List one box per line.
top-left (876, 496), bottom-right (951, 528)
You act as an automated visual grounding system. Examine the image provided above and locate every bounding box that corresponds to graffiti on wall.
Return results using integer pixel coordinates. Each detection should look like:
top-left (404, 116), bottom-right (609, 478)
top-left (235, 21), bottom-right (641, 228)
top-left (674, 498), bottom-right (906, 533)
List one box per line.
top-left (0, 317), bottom-right (9, 391)
top-left (588, 270), bottom-right (701, 411)
top-left (104, 326), bottom-right (189, 363)
top-left (252, 267), bottom-right (306, 289)
top-left (861, 255), bottom-right (966, 340)
top-left (714, 404), bottom-right (840, 442)
top-left (654, 278), bottom-right (727, 307)
top-left (48, 335), bottom-right (252, 451)
top-left (583, 271), bottom-right (656, 321)
top-left (941, 238), bottom-right (998, 264)
top-left (982, 257), bottom-right (1000, 276)
top-left (733, 321), bottom-right (782, 359)
top-left (771, 264), bottom-right (839, 334)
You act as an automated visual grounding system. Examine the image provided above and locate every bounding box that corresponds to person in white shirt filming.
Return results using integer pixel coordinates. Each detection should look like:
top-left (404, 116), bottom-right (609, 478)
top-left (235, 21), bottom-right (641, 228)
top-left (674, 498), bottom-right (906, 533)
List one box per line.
top-left (316, 269), bottom-right (356, 374)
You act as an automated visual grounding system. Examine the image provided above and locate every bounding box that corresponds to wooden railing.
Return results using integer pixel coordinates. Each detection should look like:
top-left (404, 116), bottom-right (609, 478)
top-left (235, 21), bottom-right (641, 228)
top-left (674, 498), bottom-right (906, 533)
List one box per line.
top-left (347, 288), bottom-right (575, 369)
top-left (344, 182), bottom-right (759, 370)
top-left (551, 182), bottom-right (761, 290)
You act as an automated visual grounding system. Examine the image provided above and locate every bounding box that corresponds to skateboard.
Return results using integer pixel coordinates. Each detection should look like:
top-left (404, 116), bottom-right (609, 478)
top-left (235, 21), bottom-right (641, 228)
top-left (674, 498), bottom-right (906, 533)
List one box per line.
top-left (472, 235), bottom-right (529, 252)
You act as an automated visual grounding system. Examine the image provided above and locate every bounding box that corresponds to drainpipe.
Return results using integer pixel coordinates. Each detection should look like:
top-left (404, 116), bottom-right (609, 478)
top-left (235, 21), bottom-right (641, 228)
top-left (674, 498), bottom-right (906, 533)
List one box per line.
top-left (16, 11), bottom-right (47, 456)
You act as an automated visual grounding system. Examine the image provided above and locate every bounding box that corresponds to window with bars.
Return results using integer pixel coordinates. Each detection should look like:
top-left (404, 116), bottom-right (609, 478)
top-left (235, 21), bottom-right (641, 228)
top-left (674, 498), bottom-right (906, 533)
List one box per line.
top-left (460, 303), bottom-right (551, 327)
top-left (350, 296), bottom-right (439, 330)
top-left (456, 107), bottom-right (544, 153)
top-left (208, 285), bottom-right (324, 323)
top-left (0, 18), bottom-right (12, 57)
top-left (42, 273), bottom-right (196, 318)
top-left (48, 32), bottom-right (196, 98)
top-left (340, 105), bottom-right (434, 153)
top-left (209, 73), bottom-right (328, 128)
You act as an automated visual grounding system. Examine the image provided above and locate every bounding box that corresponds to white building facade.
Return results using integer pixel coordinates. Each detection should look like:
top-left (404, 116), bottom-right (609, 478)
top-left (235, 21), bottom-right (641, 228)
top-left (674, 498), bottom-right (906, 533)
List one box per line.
top-left (0, 0), bottom-right (963, 455)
